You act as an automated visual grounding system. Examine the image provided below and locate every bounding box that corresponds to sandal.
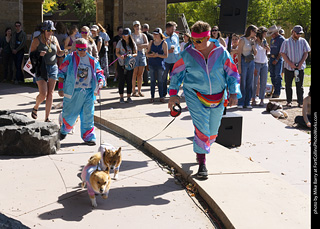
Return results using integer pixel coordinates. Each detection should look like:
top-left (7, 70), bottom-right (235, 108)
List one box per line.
top-left (31, 107), bottom-right (38, 119)
top-left (132, 92), bottom-right (139, 97)
top-left (45, 118), bottom-right (52, 122)
top-left (138, 92), bottom-right (144, 97)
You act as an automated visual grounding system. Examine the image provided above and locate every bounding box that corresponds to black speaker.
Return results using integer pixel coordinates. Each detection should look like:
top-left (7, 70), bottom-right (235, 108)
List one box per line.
top-left (216, 112), bottom-right (242, 147)
top-left (219, 0), bottom-right (249, 34)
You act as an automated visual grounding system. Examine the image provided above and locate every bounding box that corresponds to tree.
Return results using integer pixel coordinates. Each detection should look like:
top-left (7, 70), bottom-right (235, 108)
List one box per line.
top-left (167, 0), bottom-right (311, 43)
top-left (60, 0), bottom-right (96, 26)
top-left (167, 0), bottom-right (220, 28)
top-left (281, 0), bottom-right (311, 42)
top-left (43, 0), bottom-right (58, 14)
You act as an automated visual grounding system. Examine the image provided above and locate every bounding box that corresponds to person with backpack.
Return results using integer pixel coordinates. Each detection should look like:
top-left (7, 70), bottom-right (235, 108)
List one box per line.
top-left (115, 28), bottom-right (137, 104)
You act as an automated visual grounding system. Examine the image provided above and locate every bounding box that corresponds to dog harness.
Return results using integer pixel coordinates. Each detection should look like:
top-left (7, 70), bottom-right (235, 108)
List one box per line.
top-left (81, 164), bottom-right (100, 196)
top-left (98, 143), bottom-right (121, 171)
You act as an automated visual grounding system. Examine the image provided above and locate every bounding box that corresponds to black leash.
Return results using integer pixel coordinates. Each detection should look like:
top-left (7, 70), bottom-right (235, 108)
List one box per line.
top-left (141, 103), bottom-right (182, 146)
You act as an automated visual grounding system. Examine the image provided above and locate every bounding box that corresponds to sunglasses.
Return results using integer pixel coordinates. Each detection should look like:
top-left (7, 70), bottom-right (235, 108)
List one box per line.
top-left (191, 36), bottom-right (208, 44)
top-left (77, 48), bottom-right (87, 51)
top-left (15, 24), bottom-right (21, 27)
top-left (46, 30), bottom-right (53, 33)
top-left (211, 29), bottom-right (218, 32)
top-left (81, 31), bottom-right (88, 34)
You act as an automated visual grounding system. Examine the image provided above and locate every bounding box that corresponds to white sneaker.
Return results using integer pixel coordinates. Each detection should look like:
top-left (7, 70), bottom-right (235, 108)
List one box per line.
top-left (237, 105), bottom-right (243, 109)
top-left (247, 105), bottom-right (253, 109)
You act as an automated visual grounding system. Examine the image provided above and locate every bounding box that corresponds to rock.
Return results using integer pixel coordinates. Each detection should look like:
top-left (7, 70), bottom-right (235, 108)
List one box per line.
top-left (0, 110), bottom-right (60, 156)
top-left (0, 213), bottom-right (30, 229)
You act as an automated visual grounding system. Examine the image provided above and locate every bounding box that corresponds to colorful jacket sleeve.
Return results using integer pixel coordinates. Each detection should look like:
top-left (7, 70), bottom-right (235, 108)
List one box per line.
top-left (58, 54), bottom-right (71, 80)
top-left (223, 52), bottom-right (242, 99)
top-left (94, 59), bottom-right (106, 86)
top-left (168, 58), bottom-right (186, 97)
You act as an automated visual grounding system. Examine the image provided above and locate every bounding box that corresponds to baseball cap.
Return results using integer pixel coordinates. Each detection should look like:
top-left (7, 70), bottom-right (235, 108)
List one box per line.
top-left (292, 25), bottom-right (304, 34)
top-left (122, 28), bottom-right (131, 35)
top-left (133, 20), bottom-right (140, 26)
top-left (91, 25), bottom-right (99, 31)
top-left (153, 28), bottom-right (163, 34)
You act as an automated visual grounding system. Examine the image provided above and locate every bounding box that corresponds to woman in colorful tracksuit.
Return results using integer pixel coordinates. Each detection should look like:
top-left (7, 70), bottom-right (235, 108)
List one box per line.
top-left (58, 38), bottom-right (106, 145)
top-left (168, 21), bottom-right (241, 179)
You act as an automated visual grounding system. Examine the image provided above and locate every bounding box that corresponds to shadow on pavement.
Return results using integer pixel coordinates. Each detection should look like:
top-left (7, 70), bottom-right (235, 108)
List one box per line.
top-left (38, 178), bottom-right (176, 222)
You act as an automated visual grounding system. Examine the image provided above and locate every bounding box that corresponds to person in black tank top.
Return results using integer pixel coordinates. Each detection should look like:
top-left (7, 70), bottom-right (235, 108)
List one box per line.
top-left (29, 20), bottom-right (67, 122)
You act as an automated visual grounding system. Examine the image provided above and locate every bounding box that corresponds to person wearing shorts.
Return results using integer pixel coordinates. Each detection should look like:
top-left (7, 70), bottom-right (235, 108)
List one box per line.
top-left (131, 20), bottom-right (148, 97)
top-left (29, 20), bottom-right (67, 122)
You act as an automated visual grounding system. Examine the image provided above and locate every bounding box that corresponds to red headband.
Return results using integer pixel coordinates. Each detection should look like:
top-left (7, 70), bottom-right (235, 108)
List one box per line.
top-left (191, 31), bottom-right (210, 38)
top-left (76, 43), bottom-right (87, 49)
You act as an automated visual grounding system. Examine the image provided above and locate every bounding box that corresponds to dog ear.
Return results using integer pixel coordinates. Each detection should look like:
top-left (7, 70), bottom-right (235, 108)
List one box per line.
top-left (116, 147), bottom-right (122, 155)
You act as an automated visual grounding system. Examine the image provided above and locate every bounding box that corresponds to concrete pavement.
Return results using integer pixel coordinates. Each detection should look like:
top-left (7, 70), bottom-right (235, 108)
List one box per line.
top-left (94, 85), bottom-right (311, 228)
top-left (0, 83), bottom-right (213, 228)
top-left (0, 82), bottom-right (311, 228)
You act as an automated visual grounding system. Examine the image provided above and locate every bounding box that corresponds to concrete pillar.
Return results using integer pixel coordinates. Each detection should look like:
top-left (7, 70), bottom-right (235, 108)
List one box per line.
top-left (96, 0), bottom-right (105, 26)
top-left (23, 0), bottom-right (43, 35)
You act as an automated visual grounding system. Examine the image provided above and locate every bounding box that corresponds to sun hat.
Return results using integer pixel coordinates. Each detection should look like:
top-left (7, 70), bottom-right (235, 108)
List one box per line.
top-left (41, 20), bottom-right (56, 31)
top-left (266, 25), bottom-right (281, 37)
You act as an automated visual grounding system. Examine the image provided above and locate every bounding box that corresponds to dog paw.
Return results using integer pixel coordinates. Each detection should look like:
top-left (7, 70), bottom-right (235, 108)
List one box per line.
top-left (91, 199), bottom-right (98, 207)
top-left (102, 194), bottom-right (108, 199)
top-left (113, 174), bottom-right (119, 180)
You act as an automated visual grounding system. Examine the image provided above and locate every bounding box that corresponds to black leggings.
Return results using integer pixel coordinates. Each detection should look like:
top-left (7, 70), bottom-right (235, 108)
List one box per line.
top-left (117, 64), bottom-right (133, 95)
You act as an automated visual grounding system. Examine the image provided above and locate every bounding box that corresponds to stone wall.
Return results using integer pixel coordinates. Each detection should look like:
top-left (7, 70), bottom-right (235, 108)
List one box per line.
top-left (96, 0), bottom-right (166, 37)
top-left (0, 0), bottom-right (24, 34)
top-left (122, 0), bottom-right (166, 32)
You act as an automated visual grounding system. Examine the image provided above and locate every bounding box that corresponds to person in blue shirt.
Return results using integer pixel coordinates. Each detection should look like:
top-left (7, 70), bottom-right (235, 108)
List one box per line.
top-left (267, 25), bottom-right (285, 98)
top-left (162, 21), bottom-right (180, 98)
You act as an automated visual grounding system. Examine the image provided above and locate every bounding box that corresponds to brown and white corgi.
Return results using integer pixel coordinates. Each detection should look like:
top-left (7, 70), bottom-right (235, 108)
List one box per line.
top-left (88, 143), bottom-right (122, 180)
top-left (81, 161), bottom-right (111, 207)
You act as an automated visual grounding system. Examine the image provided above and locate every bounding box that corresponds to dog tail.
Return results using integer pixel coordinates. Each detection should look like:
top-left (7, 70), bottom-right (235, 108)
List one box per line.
top-left (88, 152), bottom-right (101, 165)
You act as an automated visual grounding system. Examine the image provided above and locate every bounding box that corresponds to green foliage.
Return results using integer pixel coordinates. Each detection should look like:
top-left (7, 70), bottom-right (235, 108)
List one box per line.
top-left (167, 0), bottom-right (220, 27)
top-left (43, 0), bottom-right (58, 14)
top-left (167, 0), bottom-right (311, 38)
top-left (60, 0), bottom-right (96, 26)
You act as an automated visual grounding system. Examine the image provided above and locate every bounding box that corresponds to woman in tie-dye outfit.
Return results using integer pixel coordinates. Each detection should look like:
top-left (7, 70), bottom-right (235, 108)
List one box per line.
top-left (168, 21), bottom-right (241, 179)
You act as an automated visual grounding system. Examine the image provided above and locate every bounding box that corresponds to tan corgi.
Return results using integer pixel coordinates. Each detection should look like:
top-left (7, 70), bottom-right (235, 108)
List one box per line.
top-left (81, 162), bottom-right (111, 207)
top-left (89, 143), bottom-right (122, 180)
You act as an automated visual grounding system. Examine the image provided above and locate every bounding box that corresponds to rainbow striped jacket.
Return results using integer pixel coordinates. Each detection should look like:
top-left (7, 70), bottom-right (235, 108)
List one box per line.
top-left (168, 39), bottom-right (241, 99)
top-left (58, 51), bottom-right (106, 99)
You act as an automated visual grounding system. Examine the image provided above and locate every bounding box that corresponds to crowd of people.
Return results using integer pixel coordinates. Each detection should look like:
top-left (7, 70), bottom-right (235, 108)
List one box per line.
top-left (0, 18), bottom-right (312, 178)
top-left (0, 21), bottom-right (312, 126)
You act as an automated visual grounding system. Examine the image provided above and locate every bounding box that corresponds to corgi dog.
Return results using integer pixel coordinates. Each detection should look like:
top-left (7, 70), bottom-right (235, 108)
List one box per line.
top-left (89, 143), bottom-right (122, 180)
top-left (81, 162), bottom-right (111, 207)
